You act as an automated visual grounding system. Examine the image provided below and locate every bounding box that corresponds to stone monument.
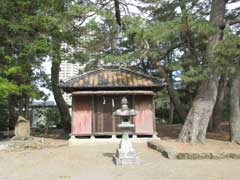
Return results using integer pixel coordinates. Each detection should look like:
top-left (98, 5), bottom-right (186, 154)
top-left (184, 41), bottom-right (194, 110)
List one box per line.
top-left (13, 116), bottom-right (31, 140)
top-left (113, 97), bottom-right (140, 165)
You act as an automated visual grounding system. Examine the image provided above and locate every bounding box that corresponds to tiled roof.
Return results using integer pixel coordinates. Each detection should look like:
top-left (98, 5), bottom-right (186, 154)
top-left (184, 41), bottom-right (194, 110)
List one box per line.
top-left (60, 66), bottom-right (165, 92)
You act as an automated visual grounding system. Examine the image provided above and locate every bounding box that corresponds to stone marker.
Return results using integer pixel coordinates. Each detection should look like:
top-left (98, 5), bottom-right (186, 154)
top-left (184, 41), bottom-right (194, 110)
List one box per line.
top-left (13, 116), bottom-right (30, 140)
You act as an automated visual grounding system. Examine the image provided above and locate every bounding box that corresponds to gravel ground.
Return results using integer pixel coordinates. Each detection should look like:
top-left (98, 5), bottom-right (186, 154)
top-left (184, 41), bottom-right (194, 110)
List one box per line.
top-left (0, 141), bottom-right (240, 180)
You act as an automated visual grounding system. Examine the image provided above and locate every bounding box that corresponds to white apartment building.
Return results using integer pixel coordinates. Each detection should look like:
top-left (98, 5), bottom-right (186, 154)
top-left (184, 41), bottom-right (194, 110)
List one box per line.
top-left (59, 61), bottom-right (80, 105)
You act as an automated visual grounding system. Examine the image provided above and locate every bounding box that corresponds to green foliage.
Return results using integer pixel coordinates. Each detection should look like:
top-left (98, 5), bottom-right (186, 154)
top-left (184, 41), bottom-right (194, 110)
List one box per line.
top-left (44, 107), bottom-right (61, 127)
top-left (191, 19), bottom-right (217, 37)
top-left (0, 78), bottom-right (18, 99)
top-left (0, 53), bottom-right (19, 98)
top-left (0, 0), bottom-right (239, 128)
top-left (181, 65), bottom-right (207, 82)
top-left (0, 0), bottom-right (52, 100)
top-left (0, 100), bottom-right (9, 130)
top-left (213, 32), bottom-right (240, 77)
top-left (146, 20), bottom-right (181, 43)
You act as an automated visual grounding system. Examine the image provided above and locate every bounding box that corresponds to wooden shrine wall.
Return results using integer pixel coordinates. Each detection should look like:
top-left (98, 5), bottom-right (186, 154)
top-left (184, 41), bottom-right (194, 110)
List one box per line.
top-left (71, 94), bottom-right (154, 136)
top-left (134, 95), bottom-right (154, 135)
top-left (72, 96), bottom-right (92, 135)
top-left (94, 96), bottom-right (133, 134)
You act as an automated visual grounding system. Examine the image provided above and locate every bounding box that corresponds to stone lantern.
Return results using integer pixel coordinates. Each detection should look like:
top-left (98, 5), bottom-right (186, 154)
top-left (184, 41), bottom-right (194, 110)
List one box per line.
top-left (113, 97), bottom-right (140, 165)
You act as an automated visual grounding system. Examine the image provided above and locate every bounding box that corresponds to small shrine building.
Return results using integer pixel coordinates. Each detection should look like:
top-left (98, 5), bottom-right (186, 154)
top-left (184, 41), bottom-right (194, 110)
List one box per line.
top-left (60, 65), bottom-right (165, 138)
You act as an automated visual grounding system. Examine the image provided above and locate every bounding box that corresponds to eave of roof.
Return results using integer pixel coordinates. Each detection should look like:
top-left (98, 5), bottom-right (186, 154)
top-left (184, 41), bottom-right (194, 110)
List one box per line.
top-left (60, 66), bottom-right (166, 92)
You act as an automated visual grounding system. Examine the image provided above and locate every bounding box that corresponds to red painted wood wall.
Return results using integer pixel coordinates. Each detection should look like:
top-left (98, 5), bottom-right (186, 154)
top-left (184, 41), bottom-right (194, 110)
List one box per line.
top-left (134, 95), bottom-right (154, 135)
top-left (71, 94), bottom-right (155, 136)
top-left (72, 96), bottom-right (92, 135)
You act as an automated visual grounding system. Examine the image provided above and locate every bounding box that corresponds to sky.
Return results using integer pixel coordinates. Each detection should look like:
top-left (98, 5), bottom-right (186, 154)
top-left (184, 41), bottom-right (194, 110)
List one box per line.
top-left (227, 1), bottom-right (240, 9)
top-left (39, 58), bottom-right (54, 102)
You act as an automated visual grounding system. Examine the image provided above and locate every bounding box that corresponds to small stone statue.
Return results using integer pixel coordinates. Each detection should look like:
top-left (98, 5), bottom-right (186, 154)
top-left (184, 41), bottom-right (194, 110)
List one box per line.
top-left (13, 116), bottom-right (31, 140)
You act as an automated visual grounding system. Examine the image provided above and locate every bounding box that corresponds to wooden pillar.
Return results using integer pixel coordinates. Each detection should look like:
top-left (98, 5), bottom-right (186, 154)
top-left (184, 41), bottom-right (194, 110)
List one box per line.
top-left (71, 94), bottom-right (74, 135)
top-left (152, 95), bottom-right (157, 134)
top-left (112, 97), bottom-right (116, 133)
top-left (132, 95), bottom-right (136, 135)
top-left (91, 95), bottom-right (95, 136)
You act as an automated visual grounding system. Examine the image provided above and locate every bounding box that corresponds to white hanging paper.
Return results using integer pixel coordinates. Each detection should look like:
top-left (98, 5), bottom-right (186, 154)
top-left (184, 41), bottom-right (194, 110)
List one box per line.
top-left (112, 98), bottom-right (115, 107)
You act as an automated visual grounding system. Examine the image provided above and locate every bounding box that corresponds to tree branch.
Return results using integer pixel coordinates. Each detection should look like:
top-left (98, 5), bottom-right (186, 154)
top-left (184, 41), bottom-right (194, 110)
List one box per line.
top-left (227, 18), bottom-right (240, 26)
top-left (159, 42), bottom-right (185, 60)
top-left (77, 13), bottom-right (96, 26)
top-left (114, 0), bottom-right (122, 27)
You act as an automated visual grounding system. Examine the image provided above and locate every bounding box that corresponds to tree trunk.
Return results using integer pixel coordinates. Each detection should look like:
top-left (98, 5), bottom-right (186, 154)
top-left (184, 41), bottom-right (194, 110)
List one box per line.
top-left (178, 0), bottom-right (226, 144)
top-left (18, 97), bottom-right (24, 116)
top-left (169, 102), bottom-right (174, 124)
top-left (50, 0), bottom-right (72, 132)
top-left (24, 97), bottom-right (30, 119)
top-left (157, 65), bottom-right (187, 122)
top-left (166, 75), bottom-right (187, 122)
top-left (229, 73), bottom-right (240, 144)
top-left (211, 76), bottom-right (227, 132)
top-left (179, 78), bottom-right (219, 143)
top-left (51, 40), bottom-right (71, 131)
top-left (8, 95), bottom-right (17, 129)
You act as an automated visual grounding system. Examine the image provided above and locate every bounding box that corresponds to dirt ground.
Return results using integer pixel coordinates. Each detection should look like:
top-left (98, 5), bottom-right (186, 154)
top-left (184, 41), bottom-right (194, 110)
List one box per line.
top-left (157, 122), bottom-right (231, 141)
top-left (0, 123), bottom-right (239, 180)
top-left (0, 141), bottom-right (240, 180)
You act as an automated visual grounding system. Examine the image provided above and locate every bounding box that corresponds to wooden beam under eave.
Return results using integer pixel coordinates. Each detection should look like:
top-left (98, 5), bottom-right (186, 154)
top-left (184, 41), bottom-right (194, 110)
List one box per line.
top-left (72, 90), bottom-right (156, 96)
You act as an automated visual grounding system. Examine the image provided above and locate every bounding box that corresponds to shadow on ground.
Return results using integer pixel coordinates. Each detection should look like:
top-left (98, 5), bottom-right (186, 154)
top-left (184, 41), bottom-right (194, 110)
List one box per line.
top-left (103, 152), bottom-right (115, 158)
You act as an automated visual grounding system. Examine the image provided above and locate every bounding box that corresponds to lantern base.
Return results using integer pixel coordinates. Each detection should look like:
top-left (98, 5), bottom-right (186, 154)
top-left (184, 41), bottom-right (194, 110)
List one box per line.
top-left (113, 154), bottom-right (140, 165)
top-left (113, 132), bottom-right (140, 165)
